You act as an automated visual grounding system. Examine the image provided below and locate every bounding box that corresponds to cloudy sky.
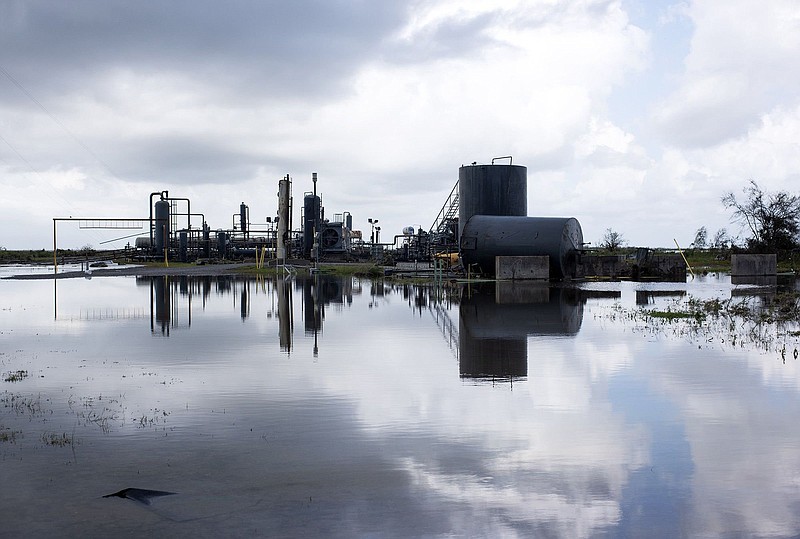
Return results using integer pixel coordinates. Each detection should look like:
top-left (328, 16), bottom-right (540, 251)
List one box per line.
top-left (1, 0), bottom-right (798, 250)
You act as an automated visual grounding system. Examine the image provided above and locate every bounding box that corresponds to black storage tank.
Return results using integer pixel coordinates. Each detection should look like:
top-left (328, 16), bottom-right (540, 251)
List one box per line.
top-left (154, 200), bottom-right (170, 253)
top-left (460, 215), bottom-right (583, 279)
top-left (458, 164), bottom-right (527, 238)
top-left (303, 194), bottom-right (321, 258)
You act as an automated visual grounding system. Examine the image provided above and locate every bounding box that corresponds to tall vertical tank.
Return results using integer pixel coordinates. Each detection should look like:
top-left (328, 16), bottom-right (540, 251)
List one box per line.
top-left (154, 199), bottom-right (170, 253)
top-left (458, 164), bottom-right (527, 238)
top-left (303, 194), bottom-right (321, 258)
top-left (277, 176), bottom-right (291, 261)
top-left (240, 203), bottom-right (248, 237)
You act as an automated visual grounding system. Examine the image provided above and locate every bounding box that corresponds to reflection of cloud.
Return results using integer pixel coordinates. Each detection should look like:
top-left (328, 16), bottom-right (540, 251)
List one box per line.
top-left (20, 275), bottom-right (800, 536)
top-left (319, 294), bottom-right (648, 538)
top-left (402, 456), bottom-right (621, 538)
top-left (640, 348), bottom-right (800, 537)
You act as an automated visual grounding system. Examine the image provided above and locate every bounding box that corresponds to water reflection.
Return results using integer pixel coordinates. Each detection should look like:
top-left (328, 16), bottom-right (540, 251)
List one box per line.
top-left (635, 289), bottom-right (686, 305)
top-left (6, 272), bottom-right (800, 536)
top-left (458, 283), bottom-right (620, 381)
top-left (134, 274), bottom-right (367, 356)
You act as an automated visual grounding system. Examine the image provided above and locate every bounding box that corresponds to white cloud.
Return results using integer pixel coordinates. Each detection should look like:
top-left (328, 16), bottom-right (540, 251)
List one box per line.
top-left (653, 0), bottom-right (800, 148)
top-left (0, 0), bottom-right (798, 252)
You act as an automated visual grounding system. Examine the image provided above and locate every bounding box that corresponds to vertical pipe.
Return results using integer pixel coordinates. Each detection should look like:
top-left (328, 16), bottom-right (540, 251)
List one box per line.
top-left (53, 219), bottom-right (57, 274)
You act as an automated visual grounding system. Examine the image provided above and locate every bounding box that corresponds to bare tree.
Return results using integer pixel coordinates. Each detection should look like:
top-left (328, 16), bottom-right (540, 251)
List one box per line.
top-left (692, 226), bottom-right (708, 249)
top-left (722, 180), bottom-right (800, 251)
top-left (599, 228), bottom-right (626, 251)
top-left (710, 228), bottom-right (729, 250)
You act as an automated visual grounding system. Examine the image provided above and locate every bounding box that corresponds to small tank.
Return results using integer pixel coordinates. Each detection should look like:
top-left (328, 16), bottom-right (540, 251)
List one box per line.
top-left (460, 215), bottom-right (583, 279)
top-left (402, 226), bottom-right (416, 236)
top-left (217, 230), bottom-right (227, 259)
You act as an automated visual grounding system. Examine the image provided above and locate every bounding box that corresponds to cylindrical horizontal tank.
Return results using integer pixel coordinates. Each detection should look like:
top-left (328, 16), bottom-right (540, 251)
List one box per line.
top-left (402, 226), bottom-right (416, 236)
top-left (458, 164), bottom-right (527, 238)
top-left (460, 215), bottom-right (583, 279)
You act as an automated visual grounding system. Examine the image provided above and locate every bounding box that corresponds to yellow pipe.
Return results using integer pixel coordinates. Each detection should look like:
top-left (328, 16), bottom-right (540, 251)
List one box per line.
top-left (673, 238), bottom-right (694, 279)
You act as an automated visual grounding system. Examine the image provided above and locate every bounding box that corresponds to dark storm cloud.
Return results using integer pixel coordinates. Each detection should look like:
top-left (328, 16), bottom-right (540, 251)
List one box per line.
top-left (111, 135), bottom-right (262, 183)
top-left (0, 0), bottom-right (409, 103)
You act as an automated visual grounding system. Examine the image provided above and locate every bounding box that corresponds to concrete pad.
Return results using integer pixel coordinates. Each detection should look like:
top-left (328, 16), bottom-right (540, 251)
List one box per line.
top-left (495, 255), bottom-right (549, 280)
top-left (731, 254), bottom-right (777, 276)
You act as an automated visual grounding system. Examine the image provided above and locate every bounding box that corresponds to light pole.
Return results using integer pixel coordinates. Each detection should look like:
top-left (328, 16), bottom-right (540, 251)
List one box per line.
top-left (368, 218), bottom-right (379, 244)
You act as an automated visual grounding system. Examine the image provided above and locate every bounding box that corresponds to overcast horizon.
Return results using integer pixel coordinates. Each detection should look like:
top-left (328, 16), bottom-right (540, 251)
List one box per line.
top-left (2, 1), bottom-right (798, 250)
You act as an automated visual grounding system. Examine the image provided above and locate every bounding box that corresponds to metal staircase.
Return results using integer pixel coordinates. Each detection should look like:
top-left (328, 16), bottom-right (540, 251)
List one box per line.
top-left (429, 180), bottom-right (459, 238)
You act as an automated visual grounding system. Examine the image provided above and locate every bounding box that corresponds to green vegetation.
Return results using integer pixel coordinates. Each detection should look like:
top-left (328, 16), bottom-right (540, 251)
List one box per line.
top-left (649, 309), bottom-right (705, 322)
top-left (682, 250), bottom-right (732, 273)
top-left (599, 228), bottom-right (626, 251)
top-left (642, 293), bottom-right (800, 326)
top-left (317, 264), bottom-right (383, 278)
top-left (239, 263), bottom-right (384, 278)
top-left (0, 249), bottom-right (55, 264)
top-left (0, 247), bottom-right (105, 264)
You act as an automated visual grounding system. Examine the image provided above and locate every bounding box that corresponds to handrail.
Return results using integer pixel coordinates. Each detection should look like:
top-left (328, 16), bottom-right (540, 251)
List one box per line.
top-left (429, 179), bottom-right (460, 235)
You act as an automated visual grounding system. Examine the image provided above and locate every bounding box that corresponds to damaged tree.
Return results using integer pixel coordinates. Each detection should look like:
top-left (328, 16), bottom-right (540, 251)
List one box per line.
top-left (722, 180), bottom-right (800, 252)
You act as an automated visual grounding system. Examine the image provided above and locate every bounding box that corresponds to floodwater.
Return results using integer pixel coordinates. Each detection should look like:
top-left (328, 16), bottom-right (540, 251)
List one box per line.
top-left (1, 270), bottom-right (800, 538)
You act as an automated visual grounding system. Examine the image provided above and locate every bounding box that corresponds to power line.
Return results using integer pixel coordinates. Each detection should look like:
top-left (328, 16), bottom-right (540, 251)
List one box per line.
top-left (0, 132), bottom-right (104, 245)
top-left (0, 63), bottom-right (120, 179)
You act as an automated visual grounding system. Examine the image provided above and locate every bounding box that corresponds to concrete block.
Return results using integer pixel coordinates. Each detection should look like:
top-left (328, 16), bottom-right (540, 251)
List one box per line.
top-left (731, 254), bottom-right (777, 276)
top-left (495, 256), bottom-right (549, 280)
top-left (575, 255), bottom-right (625, 278)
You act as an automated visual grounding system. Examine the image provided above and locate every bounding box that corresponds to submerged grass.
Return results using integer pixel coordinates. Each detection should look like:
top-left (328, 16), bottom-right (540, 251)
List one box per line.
top-left (649, 310), bottom-right (704, 322)
top-left (607, 290), bottom-right (800, 357)
top-left (0, 425), bottom-right (21, 443)
top-left (41, 432), bottom-right (75, 447)
top-left (3, 370), bottom-right (28, 382)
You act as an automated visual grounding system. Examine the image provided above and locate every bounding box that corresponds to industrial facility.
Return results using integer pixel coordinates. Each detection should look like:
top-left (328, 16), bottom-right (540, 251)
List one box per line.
top-left (57, 158), bottom-right (685, 281)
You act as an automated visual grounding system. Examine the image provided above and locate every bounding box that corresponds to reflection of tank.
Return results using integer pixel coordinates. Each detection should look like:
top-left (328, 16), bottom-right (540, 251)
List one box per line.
top-left (300, 275), bottom-right (354, 334)
top-left (460, 215), bottom-right (583, 279)
top-left (277, 277), bottom-right (293, 352)
top-left (458, 283), bottom-right (584, 379)
top-left (152, 275), bottom-right (170, 335)
top-left (635, 289), bottom-right (686, 305)
top-left (458, 164), bottom-right (527, 238)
